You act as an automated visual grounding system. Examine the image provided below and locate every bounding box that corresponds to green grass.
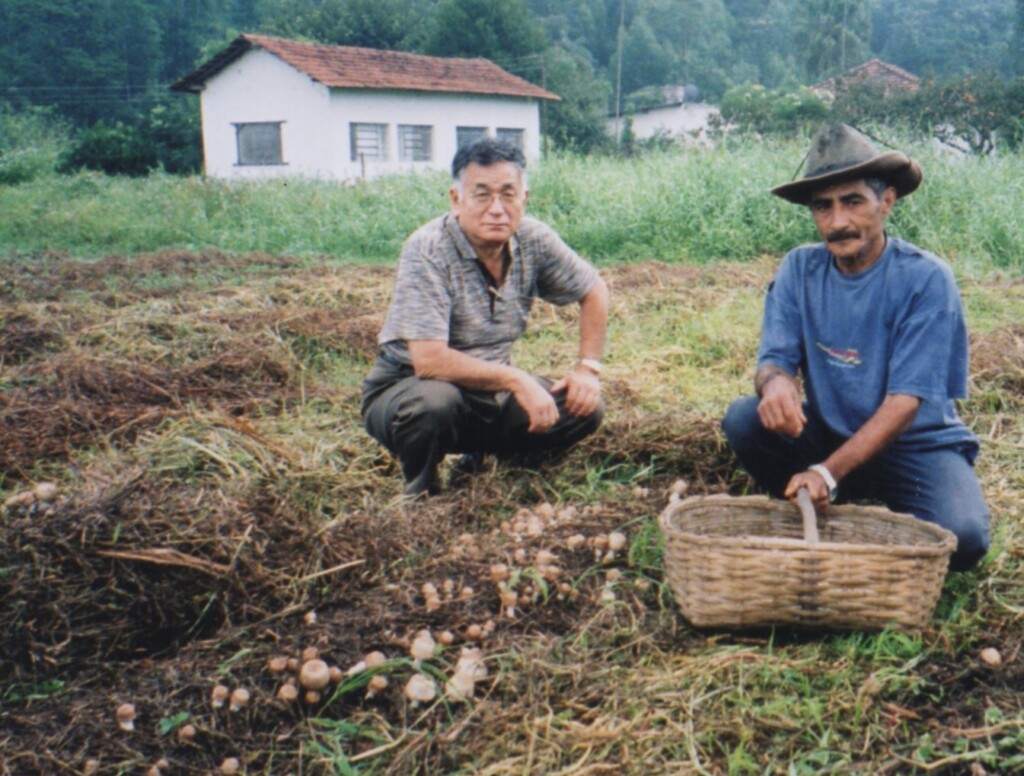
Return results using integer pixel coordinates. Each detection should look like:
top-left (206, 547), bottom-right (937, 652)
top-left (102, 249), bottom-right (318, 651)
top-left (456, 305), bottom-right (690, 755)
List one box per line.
top-left (1, 139), bottom-right (1022, 274)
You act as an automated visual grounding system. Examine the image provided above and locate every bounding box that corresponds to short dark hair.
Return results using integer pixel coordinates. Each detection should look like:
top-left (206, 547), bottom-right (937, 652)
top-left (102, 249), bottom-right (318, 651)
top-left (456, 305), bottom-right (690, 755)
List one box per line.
top-left (451, 137), bottom-right (526, 180)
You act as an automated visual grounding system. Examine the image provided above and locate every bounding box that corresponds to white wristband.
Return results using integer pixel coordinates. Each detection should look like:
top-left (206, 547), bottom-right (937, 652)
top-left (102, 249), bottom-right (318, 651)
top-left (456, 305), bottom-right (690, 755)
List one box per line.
top-left (808, 464), bottom-right (838, 501)
top-left (577, 358), bottom-right (603, 375)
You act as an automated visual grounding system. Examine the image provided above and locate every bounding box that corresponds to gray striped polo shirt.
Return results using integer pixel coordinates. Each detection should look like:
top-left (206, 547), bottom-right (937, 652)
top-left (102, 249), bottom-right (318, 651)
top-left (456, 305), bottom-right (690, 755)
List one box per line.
top-left (378, 214), bottom-right (599, 365)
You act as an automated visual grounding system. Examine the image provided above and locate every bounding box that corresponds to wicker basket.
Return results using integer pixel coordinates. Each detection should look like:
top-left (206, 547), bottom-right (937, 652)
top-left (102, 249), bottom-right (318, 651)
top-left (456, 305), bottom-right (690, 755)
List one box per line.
top-left (660, 494), bottom-right (957, 632)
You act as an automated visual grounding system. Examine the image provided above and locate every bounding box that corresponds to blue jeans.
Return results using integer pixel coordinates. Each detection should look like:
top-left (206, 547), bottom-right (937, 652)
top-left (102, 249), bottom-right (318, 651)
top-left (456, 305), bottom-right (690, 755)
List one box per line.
top-left (722, 396), bottom-right (990, 571)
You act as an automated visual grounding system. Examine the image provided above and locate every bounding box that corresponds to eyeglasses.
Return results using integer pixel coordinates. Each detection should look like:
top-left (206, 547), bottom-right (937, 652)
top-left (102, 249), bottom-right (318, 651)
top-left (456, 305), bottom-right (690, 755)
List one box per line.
top-left (467, 189), bottom-right (524, 209)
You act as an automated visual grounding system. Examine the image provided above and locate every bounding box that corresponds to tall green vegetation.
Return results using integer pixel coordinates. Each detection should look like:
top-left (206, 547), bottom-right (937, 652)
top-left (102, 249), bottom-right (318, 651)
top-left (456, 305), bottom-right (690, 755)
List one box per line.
top-left (0, 106), bottom-right (69, 185)
top-left (1, 141), bottom-right (1021, 276)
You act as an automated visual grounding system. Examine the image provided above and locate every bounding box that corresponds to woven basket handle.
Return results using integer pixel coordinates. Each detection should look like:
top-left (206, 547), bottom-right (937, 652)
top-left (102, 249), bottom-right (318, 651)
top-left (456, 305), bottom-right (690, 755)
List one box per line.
top-left (796, 488), bottom-right (819, 544)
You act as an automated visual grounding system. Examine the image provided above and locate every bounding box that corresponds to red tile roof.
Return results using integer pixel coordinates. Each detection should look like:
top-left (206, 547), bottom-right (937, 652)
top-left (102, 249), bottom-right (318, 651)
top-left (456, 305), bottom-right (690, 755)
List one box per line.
top-left (171, 34), bottom-right (559, 101)
top-left (813, 58), bottom-right (921, 95)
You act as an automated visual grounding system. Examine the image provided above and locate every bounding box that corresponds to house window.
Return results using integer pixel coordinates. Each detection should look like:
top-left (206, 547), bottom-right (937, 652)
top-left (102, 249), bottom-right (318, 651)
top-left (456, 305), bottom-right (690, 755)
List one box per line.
top-left (497, 128), bottom-right (525, 149)
top-left (456, 126), bottom-right (488, 148)
top-left (235, 122), bottom-right (283, 165)
top-left (350, 123), bottom-right (388, 161)
top-left (399, 125), bottom-right (432, 162)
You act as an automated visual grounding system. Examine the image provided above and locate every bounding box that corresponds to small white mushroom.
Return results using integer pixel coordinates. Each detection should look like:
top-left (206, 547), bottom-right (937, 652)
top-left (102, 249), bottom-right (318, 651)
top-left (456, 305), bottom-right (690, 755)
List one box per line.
top-left (421, 582), bottom-right (439, 598)
top-left (566, 533), bottom-right (587, 550)
top-left (455, 646), bottom-right (488, 679)
top-left (424, 594), bottom-right (442, 612)
top-left (404, 674), bottom-right (436, 707)
top-left (328, 665), bottom-right (344, 684)
top-left (458, 586), bottom-right (475, 600)
top-left (410, 629), bottom-right (436, 664)
top-left (489, 563), bottom-right (510, 584)
top-left (228, 687), bottom-right (250, 712)
top-left (980, 647), bottom-right (1002, 667)
top-left (115, 702), bottom-right (136, 732)
top-left (178, 723), bottom-right (197, 742)
top-left (301, 646), bottom-right (320, 662)
top-left (220, 757), bottom-right (240, 775)
top-left (299, 659), bottom-right (331, 690)
top-left (83, 759), bottom-right (101, 776)
top-left (210, 684), bottom-right (229, 709)
top-left (303, 610), bottom-right (318, 625)
top-left (525, 514), bottom-right (545, 536)
top-left (277, 683), bottom-right (299, 703)
top-left (445, 666), bottom-right (477, 702)
top-left (606, 532), bottom-right (627, 561)
top-left (465, 623), bottom-right (484, 641)
top-left (32, 481), bottom-right (59, 502)
top-left (154, 758), bottom-right (170, 772)
top-left (501, 588), bottom-right (518, 618)
top-left (438, 630), bottom-right (455, 645)
top-left (304, 689), bottom-right (322, 705)
top-left (365, 674), bottom-right (388, 700)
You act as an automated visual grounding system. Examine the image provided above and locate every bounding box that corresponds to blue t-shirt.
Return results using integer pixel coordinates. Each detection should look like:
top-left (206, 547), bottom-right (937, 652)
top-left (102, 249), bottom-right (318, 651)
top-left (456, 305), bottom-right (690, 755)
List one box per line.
top-left (758, 236), bottom-right (978, 453)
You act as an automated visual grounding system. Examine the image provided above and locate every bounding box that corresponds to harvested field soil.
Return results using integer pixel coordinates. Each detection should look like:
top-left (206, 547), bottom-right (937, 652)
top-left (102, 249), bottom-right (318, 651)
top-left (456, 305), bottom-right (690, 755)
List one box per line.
top-left (1, 252), bottom-right (1022, 774)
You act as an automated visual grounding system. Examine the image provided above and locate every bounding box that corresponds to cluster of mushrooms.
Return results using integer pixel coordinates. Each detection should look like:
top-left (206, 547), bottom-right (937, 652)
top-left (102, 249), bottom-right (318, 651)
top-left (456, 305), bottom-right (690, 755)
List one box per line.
top-left (2, 480), bottom-right (60, 515)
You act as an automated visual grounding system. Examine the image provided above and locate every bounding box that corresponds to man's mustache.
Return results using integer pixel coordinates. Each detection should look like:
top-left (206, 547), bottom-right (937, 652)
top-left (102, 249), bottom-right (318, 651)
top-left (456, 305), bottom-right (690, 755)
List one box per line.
top-left (826, 230), bottom-right (860, 242)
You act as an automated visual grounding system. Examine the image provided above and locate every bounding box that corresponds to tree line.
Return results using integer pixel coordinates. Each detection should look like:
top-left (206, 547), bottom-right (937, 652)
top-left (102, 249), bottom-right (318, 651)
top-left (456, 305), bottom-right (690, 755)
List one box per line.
top-left (1, 0), bottom-right (1022, 178)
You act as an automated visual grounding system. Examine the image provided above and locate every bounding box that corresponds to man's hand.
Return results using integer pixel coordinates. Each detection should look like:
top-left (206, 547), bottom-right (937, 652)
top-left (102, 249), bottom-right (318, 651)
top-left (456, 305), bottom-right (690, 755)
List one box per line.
top-left (551, 366), bottom-right (601, 417)
top-left (511, 375), bottom-right (560, 433)
top-left (784, 470), bottom-right (831, 513)
top-left (757, 371), bottom-right (807, 437)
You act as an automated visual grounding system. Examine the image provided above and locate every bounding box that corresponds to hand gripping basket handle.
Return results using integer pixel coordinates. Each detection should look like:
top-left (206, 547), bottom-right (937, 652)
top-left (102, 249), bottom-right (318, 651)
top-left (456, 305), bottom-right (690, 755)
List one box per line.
top-left (796, 488), bottom-right (819, 544)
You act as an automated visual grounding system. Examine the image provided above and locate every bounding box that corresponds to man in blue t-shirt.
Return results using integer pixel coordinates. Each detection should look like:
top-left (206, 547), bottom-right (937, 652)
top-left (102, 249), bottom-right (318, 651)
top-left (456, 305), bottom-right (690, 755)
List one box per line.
top-left (723, 124), bottom-right (989, 571)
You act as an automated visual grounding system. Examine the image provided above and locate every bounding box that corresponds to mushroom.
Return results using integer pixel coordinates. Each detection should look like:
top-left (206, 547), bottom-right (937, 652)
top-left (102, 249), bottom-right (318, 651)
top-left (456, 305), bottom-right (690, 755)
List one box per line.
top-left (220, 757), bottom-right (240, 775)
top-left (267, 656), bottom-right (288, 674)
top-left (303, 610), bottom-right (318, 625)
top-left (299, 659), bottom-right (331, 690)
top-left (445, 665), bottom-right (476, 702)
top-left (489, 563), bottom-right (510, 584)
top-left (286, 657), bottom-right (300, 672)
top-left (301, 646), bottom-right (320, 662)
top-left (304, 689), bottom-right (322, 705)
top-left (83, 759), bottom-right (101, 776)
top-left (365, 674), bottom-right (388, 700)
top-left (513, 548), bottom-right (528, 564)
top-left (277, 683), bottom-right (299, 703)
top-left (32, 481), bottom-right (59, 502)
top-left (535, 549), bottom-right (558, 566)
top-left (178, 723), bottom-right (197, 742)
top-left (115, 702), bottom-right (136, 732)
top-left (606, 531), bottom-right (627, 561)
top-left (525, 514), bottom-right (545, 536)
top-left (348, 650), bottom-right (386, 676)
top-left (404, 674), bottom-right (436, 707)
top-left (535, 502), bottom-right (556, 521)
top-left (455, 646), bottom-right (488, 679)
top-left (421, 582), bottom-right (439, 598)
top-left (980, 647), bottom-right (1002, 667)
top-left (458, 586), bottom-right (475, 600)
top-left (154, 758), bottom-right (170, 772)
top-left (500, 588), bottom-right (518, 618)
top-left (146, 768), bottom-right (161, 776)
top-left (424, 593), bottom-right (442, 613)
top-left (410, 629), bottom-right (436, 664)
top-left (210, 684), bottom-right (229, 709)
top-left (328, 665), bottom-right (344, 684)
top-left (438, 630), bottom-right (455, 646)
top-left (228, 687), bottom-right (250, 712)
top-left (465, 623), bottom-right (483, 641)
top-left (566, 533), bottom-right (587, 550)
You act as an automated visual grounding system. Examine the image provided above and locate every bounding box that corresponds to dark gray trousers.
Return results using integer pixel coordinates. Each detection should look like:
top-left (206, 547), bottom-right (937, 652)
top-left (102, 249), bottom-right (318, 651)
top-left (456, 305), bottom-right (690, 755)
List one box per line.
top-left (362, 356), bottom-right (603, 495)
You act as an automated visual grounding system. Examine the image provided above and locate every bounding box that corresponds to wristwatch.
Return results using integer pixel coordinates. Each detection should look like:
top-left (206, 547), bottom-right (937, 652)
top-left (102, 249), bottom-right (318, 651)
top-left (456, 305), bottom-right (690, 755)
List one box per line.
top-left (808, 464), bottom-right (838, 502)
top-left (577, 358), bottom-right (603, 375)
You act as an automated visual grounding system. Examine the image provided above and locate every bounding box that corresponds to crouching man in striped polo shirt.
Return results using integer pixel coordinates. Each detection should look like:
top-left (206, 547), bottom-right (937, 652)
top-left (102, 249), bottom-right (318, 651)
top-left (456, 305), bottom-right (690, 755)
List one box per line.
top-left (362, 137), bottom-right (608, 497)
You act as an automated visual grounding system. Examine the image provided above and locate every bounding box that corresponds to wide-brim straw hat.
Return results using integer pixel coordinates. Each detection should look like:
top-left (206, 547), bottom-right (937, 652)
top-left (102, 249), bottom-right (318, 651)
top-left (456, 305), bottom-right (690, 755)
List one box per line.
top-left (771, 123), bottom-right (923, 205)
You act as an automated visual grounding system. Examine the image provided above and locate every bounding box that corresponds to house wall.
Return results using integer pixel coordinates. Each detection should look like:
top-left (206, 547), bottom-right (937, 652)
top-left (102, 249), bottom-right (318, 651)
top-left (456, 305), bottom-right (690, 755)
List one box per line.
top-left (198, 48), bottom-right (543, 181)
top-left (608, 102), bottom-right (720, 147)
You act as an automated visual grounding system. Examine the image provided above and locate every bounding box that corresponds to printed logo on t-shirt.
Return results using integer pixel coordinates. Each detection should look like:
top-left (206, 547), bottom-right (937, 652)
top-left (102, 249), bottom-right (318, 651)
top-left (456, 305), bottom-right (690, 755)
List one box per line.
top-left (816, 342), bottom-right (862, 368)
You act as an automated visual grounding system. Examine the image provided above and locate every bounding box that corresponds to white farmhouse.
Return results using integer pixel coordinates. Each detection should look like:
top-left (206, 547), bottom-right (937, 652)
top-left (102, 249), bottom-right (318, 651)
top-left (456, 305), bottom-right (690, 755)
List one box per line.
top-left (171, 34), bottom-right (560, 181)
top-left (608, 86), bottom-right (720, 147)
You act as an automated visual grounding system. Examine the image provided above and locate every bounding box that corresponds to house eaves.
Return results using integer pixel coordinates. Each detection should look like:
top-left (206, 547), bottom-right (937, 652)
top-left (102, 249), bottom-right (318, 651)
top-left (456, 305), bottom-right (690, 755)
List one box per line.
top-left (171, 33), bottom-right (560, 102)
